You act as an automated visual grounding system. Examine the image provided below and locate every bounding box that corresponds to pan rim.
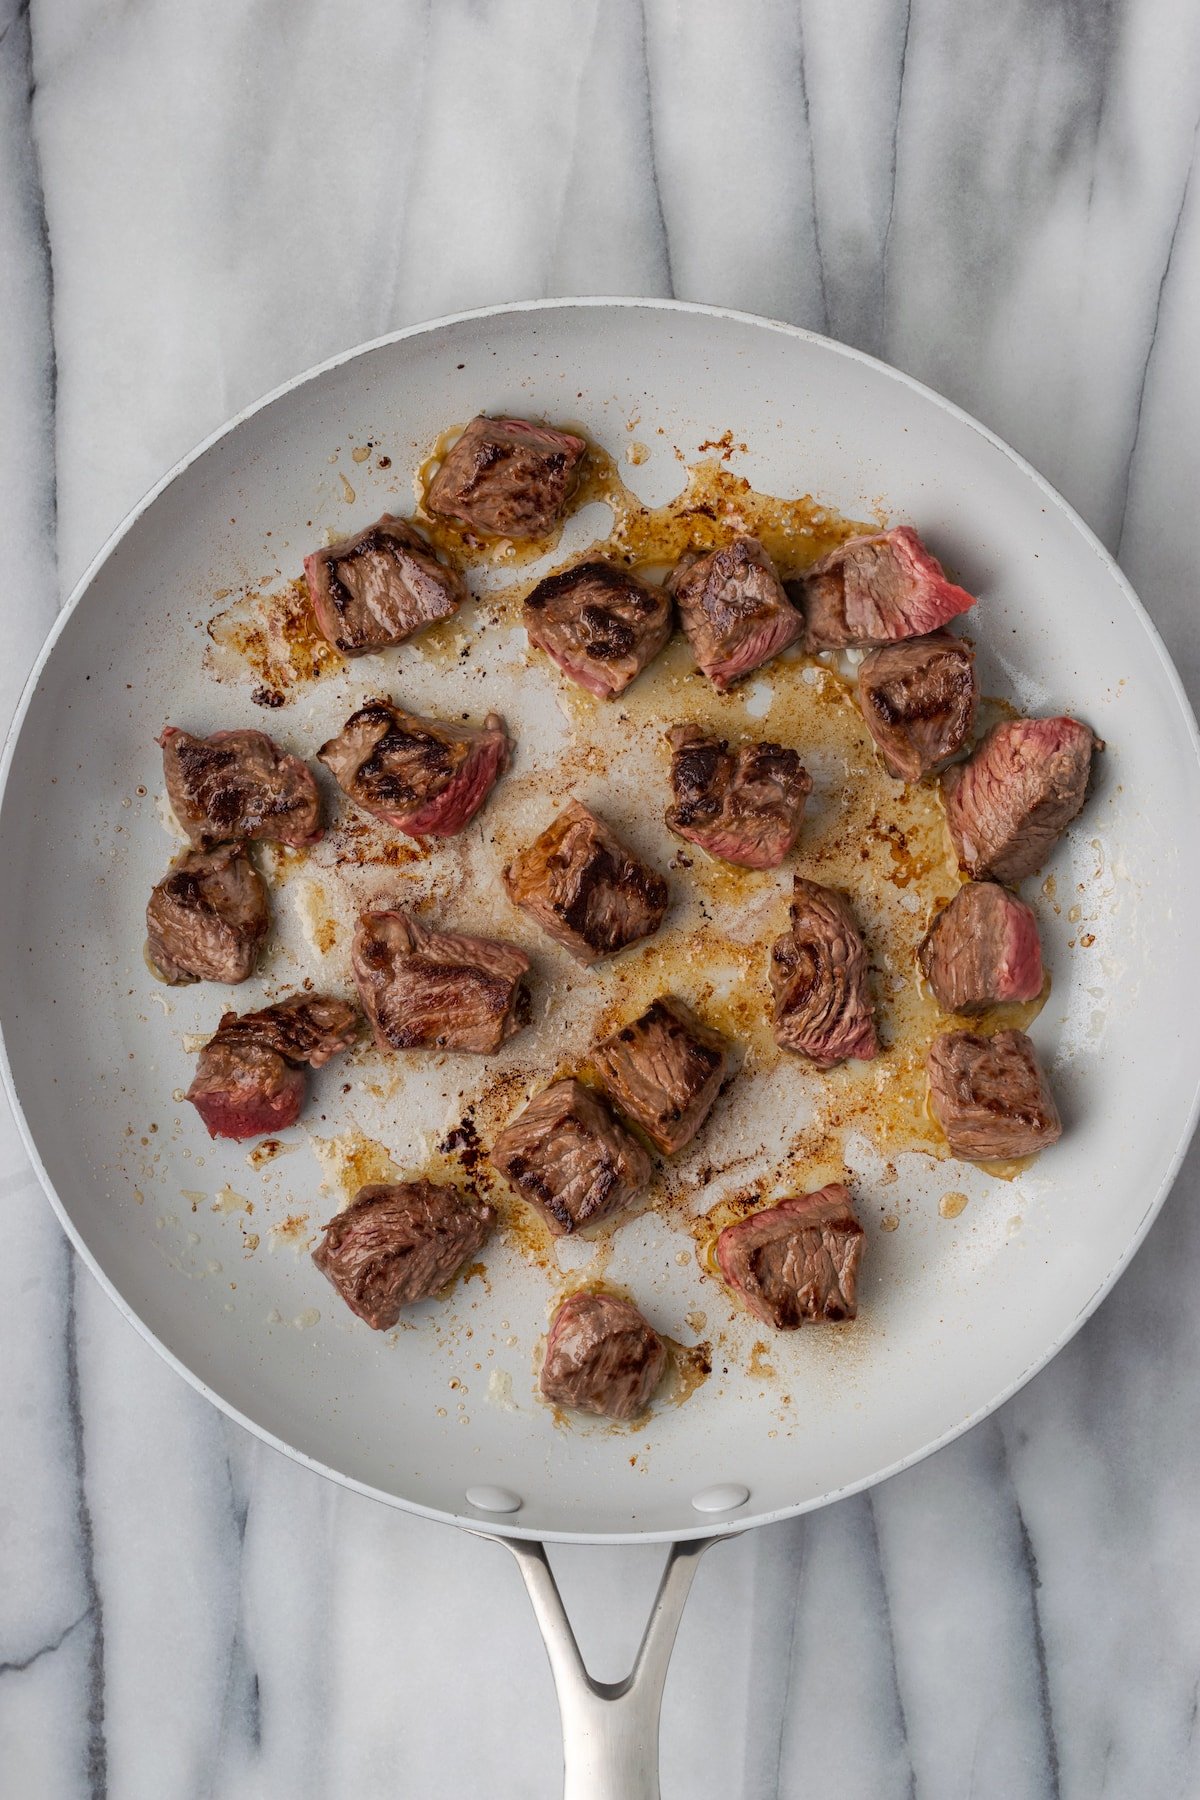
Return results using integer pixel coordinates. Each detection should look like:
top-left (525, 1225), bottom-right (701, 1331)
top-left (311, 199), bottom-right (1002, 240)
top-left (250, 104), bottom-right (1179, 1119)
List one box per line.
top-left (3, 295), bottom-right (1198, 1544)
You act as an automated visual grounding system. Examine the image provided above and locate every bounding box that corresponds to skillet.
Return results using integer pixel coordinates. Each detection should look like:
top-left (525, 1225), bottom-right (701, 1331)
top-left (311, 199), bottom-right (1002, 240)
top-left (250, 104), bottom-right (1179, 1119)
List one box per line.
top-left (3, 299), bottom-right (1199, 1796)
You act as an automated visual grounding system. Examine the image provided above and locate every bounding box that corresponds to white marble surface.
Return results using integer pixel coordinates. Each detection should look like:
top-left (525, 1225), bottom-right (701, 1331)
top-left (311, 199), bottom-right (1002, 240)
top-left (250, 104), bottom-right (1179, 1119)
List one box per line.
top-left (2, 1), bottom-right (1200, 1794)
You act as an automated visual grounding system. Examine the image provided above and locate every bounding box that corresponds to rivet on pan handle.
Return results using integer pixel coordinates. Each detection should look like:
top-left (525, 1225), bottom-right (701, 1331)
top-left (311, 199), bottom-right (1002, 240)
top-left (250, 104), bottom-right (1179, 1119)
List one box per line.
top-left (488, 1534), bottom-right (732, 1800)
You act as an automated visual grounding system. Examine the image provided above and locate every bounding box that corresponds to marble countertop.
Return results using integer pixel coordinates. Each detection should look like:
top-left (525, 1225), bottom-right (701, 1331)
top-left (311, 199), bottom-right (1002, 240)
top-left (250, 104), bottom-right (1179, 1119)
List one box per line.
top-left (3, 2), bottom-right (1200, 1794)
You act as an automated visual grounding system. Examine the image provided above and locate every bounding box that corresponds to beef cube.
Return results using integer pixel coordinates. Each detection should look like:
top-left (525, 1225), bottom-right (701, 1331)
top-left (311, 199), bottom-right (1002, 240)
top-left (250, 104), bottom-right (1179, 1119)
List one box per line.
top-left (665, 724), bottom-right (812, 869)
top-left (146, 844), bottom-right (268, 985)
top-left (187, 993), bottom-right (359, 1141)
top-left (503, 800), bottom-right (668, 965)
top-left (160, 726), bottom-right (322, 850)
top-left (312, 1180), bottom-right (495, 1329)
top-left (352, 908), bottom-right (531, 1054)
top-left (318, 699), bottom-right (510, 837)
top-left (303, 513), bottom-right (467, 655)
top-left (941, 715), bottom-right (1100, 883)
top-left (540, 1290), bottom-right (667, 1420)
top-left (669, 535), bottom-right (802, 690)
top-left (770, 878), bottom-right (879, 1066)
top-left (716, 1185), bottom-right (865, 1330)
top-left (523, 561), bottom-right (672, 698)
top-left (856, 629), bottom-right (978, 781)
top-left (927, 1028), bottom-right (1062, 1162)
top-left (591, 996), bottom-right (730, 1155)
top-left (919, 882), bottom-right (1043, 1013)
top-left (425, 415), bottom-right (587, 539)
top-left (795, 526), bottom-right (976, 650)
top-left (490, 1078), bottom-right (652, 1235)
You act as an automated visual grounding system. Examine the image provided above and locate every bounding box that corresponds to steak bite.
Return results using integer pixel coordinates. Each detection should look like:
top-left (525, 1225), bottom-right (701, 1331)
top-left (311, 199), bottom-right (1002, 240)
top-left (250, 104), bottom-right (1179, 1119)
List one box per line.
top-left (591, 996), bottom-right (730, 1156)
top-left (318, 699), bottom-right (510, 837)
top-left (669, 535), bottom-right (803, 690)
top-left (187, 993), bottom-right (359, 1141)
top-left (919, 882), bottom-right (1043, 1013)
top-left (490, 1078), bottom-right (652, 1236)
top-left (312, 1180), bottom-right (495, 1329)
top-left (665, 724), bottom-right (812, 869)
top-left (352, 908), bottom-right (531, 1055)
top-left (796, 526), bottom-right (975, 650)
top-left (540, 1291), bottom-right (667, 1420)
top-left (770, 878), bottom-right (879, 1067)
top-left (425, 415), bottom-right (587, 539)
top-left (856, 630), bottom-right (978, 782)
top-left (503, 801), bottom-right (668, 965)
top-left (716, 1185), bottom-right (865, 1330)
top-left (303, 513), bottom-right (467, 656)
top-left (941, 715), bottom-right (1100, 883)
top-left (523, 561), bottom-right (672, 698)
top-left (927, 1028), bottom-right (1062, 1162)
top-left (146, 844), bottom-right (268, 985)
top-left (160, 726), bottom-right (322, 850)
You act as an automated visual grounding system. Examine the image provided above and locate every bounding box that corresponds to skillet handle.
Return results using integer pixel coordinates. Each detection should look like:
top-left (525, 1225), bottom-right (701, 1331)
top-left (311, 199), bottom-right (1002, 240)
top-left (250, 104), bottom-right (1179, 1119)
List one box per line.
top-left (495, 1535), bottom-right (720, 1800)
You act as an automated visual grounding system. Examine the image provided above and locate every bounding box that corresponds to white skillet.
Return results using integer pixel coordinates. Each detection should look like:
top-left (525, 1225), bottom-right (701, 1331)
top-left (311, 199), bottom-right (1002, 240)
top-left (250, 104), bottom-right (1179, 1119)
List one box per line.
top-left (3, 300), bottom-right (1198, 1798)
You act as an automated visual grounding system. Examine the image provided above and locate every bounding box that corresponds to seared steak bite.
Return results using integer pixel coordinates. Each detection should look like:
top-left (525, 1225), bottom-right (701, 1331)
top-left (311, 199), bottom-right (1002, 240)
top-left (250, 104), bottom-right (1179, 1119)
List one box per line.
top-left (490, 1078), bottom-right (652, 1235)
top-left (146, 844), bottom-right (268, 985)
top-left (503, 801), bottom-right (668, 965)
top-left (796, 526), bottom-right (976, 650)
top-left (591, 996), bottom-right (730, 1155)
top-left (665, 724), bottom-right (812, 869)
top-left (770, 878), bottom-right (879, 1067)
top-left (856, 630), bottom-right (978, 781)
top-left (352, 908), bottom-right (531, 1054)
top-left (669, 535), bottom-right (803, 690)
top-left (425, 415), bottom-right (587, 539)
top-left (160, 726), bottom-right (322, 850)
top-left (318, 699), bottom-right (510, 837)
top-left (312, 1180), bottom-right (495, 1329)
top-left (187, 993), bottom-right (359, 1141)
top-left (540, 1290), bottom-right (667, 1420)
top-left (919, 882), bottom-right (1043, 1013)
top-left (927, 1028), bottom-right (1062, 1162)
top-left (523, 561), bottom-right (671, 698)
top-left (942, 715), bottom-right (1100, 883)
top-left (304, 513), bottom-right (467, 656)
top-left (716, 1185), bottom-right (864, 1330)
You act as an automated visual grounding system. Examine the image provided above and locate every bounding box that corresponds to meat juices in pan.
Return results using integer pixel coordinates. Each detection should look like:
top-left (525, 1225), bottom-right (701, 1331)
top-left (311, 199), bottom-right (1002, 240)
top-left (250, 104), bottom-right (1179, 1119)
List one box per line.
top-left (590, 996), bottom-right (731, 1156)
top-left (540, 1290), bottom-right (667, 1421)
top-left (769, 877), bottom-right (879, 1067)
top-left (716, 1185), bottom-right (865, 1330)
top-left (304, 513), bottom-right (467, 656)
top-left (424, 415), bottom-right (587, 539)
top-left (313, 1180), bottom-right (496, 1330)
top-left (919, 881), bottom-right (1043, 1013)
top-left (160, 726), bottom-right (323, 850)
top-left (523, 561), bottom-right (672, 698)
top-left (665, 724), bottom-right (812, 870)
top-left (855, 629), bottom-right (978, 782)
top-left (187, 993), bottom-right (359, 1142)
top-left (941, 715), bottom-right (1100, 883)
top-left (927, 1028), bottom-right (1062, 1163)
top-left (352, 908), bottom-right (532, 1055)
top-left (318, 699), bottom-right (511, 837)
top-left (146, 844), bottom-right (268, 985)
top-left (793, 525), bottom-right (976, 651)
top-left (503, 800), bottom-right (669, 965)
top-left (669, 534), bottom-right (803, 691)
top-left (489, 1078), bottom-right (652, 1236)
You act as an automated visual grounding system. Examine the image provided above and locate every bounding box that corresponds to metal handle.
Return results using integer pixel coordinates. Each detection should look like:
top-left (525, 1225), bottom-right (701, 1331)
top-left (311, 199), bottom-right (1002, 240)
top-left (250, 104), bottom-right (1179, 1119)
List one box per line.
top-left (494, 1535), bottom-right (720, 1800)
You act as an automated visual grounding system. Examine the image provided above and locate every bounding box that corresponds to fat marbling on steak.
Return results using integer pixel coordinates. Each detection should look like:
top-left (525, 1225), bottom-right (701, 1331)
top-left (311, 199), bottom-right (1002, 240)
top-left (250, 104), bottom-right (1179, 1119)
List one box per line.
top-left (716, 1185), bottom-right (865, 1330)
top-left (523, 561), bottom-right (672, 698)
top-left (856, 629), bottom-right (978, 782)
top-left (669, 535), bottom-right (803, 690)
top-left (919, 881), bottom-right (1043, 1013)
top-left (304, 513), bottom-right (467, 655)
top-left (941, 715), bottom-right (1100, 883)
top-left (351, 908), bottom-right (531, 1055)
top-left (769, 877), bottom-right (879, 1067)
top-left (489, 1078), bottom-right (652, 1235)
top-left (540, 1290), bottom-right (667, 1420)
top-left (160, 726), bottom-right (322, 850)
top-left (590, 996), bottom-right (730, 1156)
top-left (186, 993), bottom-right (359, 1141)
top-left (926, 1028), bottom-right (1062, 1162)
top-left (503, 800), bottom-right (668, 964)
top-left (425, 415), bottom-right (587, 539)
top-left (665, 723), bottom-right (812, 869)
top-left (312, 1180), bottom-right (496, 1329)
top-left (795, 526), bottom-right (975, 650)
top-left (318, 699), bottom-right (510, 837)
top-left (146, 843), bottom-right (268, 984)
